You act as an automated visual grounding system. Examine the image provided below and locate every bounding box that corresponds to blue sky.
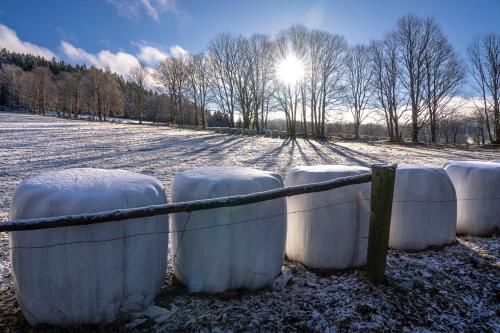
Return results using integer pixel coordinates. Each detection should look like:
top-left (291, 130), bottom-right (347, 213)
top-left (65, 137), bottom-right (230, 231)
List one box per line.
top-left (0, 0), bottom-right (499, 77)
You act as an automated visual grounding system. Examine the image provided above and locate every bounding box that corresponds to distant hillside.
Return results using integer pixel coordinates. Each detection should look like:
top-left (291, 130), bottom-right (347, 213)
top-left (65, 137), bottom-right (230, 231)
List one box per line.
top-left (0, 48), bottom-right (206, 126)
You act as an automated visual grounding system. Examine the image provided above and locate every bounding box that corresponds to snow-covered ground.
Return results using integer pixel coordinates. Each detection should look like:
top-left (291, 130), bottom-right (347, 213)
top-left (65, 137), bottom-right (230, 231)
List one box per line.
top-left (0, 112), bottom-right (499, 332)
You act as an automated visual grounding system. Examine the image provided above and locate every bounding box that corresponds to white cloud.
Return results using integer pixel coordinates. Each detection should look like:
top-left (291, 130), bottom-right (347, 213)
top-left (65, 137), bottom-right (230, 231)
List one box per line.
top-left (139, 0), bottom-right (159, 21)
top-left (446, 95), bottom-right (484, 116)
top-left (106, 0), bottom-right (141, 20)
top-left (137, 45), bottom-right (168, 64)
top-left (107, 0), bottom-right (176, 21)
top-left (61, 41), bottom-right (189, 78)
top-left (0, 24), bottom-right (56, 59)
top-left (60, 41), bottom-right (97, 64)
top-left (96, 50), bottom-right (141, 76)
top-left (170, 45), bottom-right (188, 58)
top-left (61, 41), bottom-right (140, 77)
top-left (0, 23), bottom-right (189, 83)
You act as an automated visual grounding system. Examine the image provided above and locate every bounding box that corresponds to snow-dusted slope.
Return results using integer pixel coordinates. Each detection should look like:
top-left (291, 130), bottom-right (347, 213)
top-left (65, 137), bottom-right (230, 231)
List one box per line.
top-left (1, 113), bottom-right (499, 331)
top-left (284, 165), bottom-right (370, 268)
top-left (9, 168), bottom-right (169, 325)
top-left (444, 161), bottom-right (500, 235)
top-left (170, 167), bottom-right (286, 293)
top-left (389, 165), bottom-right (456, 250)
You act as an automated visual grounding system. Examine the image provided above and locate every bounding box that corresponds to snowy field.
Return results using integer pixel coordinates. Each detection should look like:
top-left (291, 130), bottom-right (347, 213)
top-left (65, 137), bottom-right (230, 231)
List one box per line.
top-left (0, 112), bottom-right (499, 331)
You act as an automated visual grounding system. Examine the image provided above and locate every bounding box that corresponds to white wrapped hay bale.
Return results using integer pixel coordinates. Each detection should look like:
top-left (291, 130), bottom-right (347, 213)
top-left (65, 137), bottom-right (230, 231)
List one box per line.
top-left (284, 165), bottom-right (371, 269)
top-left (170, 167), bottom-right (286, 293)
top-left (9, 168), bottom-right (169, 326)
top-left (389, 165), bottom-right (456, 250)
top-left (444, 161), bottom-right (500, 235)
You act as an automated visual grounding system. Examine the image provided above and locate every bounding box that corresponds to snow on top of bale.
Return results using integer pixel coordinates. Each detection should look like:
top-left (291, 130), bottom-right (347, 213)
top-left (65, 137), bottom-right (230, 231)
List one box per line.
top-left (17, 168), bottom-right (163, 193)
top-left (287, 164), bottom-right (369, 175)
top-left (285, 165), bottom-right (370, 186)
top-left (392, 164), bottom-right (454, 201)
top-left (10, 168), bottom-right (165, 221)
top-left (396, 163), bottom-right (437, 170)
top-left (173, 167), bottom-right (283, 200)
top-left (176, 166), bottom-right (281, 182)
top-left (443, 160), bottom-right (500, 169)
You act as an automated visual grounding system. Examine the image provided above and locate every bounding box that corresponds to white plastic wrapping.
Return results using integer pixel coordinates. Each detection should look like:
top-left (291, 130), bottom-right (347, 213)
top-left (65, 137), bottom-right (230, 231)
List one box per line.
top-left (284, 165), bottom-right (371, 269)
top-left (9, 168), bottom-right (169, 326)
top-left (389, 165), bottom-right (456, 250)
top-left (444, 161), bottom-right (500, 235)
top-left (170, 167), bottom-right (286, 293)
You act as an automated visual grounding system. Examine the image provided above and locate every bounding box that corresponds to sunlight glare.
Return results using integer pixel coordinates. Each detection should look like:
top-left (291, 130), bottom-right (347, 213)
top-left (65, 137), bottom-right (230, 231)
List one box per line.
top-left (277, 54), bottom-right (305, 85)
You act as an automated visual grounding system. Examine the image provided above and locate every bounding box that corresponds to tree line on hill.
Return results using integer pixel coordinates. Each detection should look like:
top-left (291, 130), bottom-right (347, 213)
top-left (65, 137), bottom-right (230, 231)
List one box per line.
top-left (0, 14), bottom-right (498, 144)
top-left (0, 49), bottom-right (208, 126)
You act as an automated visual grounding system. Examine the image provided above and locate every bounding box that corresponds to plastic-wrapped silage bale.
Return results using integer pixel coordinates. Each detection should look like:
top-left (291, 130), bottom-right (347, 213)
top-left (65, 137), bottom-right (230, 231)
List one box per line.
top-left (444, 161), bottom-right (500, 235)
top-left (8, 168), bottom-right (169, 325)
top-left (284, 165), bottom-right (371, 269)
top-left (389, 165), bottom-right (456, 250)
top-left (170, 167), bottom-right (286, 293)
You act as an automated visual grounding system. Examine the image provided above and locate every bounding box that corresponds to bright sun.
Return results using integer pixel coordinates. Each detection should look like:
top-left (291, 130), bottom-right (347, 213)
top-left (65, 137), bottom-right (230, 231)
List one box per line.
top-left (277, 54), bottom-right (305, 86)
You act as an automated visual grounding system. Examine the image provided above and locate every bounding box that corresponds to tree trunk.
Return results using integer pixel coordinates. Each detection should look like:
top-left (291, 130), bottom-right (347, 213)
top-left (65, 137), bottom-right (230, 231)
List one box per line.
top-left (411, 107), bottom-right (419, 142)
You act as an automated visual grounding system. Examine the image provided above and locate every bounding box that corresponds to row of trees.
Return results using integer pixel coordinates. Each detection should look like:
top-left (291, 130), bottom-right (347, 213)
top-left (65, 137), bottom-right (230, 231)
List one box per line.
top-left (468, 34), bottom-right (500, 144)
top-left (0, 14), bottom-right (498, 143)
top-left (0, 58), bottom-right (207, 124)
top-left (0, 57), bottom-right (205, 124)
top-left (148, 14), bottom-right (498, 143)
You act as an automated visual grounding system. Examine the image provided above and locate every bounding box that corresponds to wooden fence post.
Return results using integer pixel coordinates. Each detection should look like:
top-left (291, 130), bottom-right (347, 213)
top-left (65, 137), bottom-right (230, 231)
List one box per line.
top-left (366, 164), bottom-right (397, 283)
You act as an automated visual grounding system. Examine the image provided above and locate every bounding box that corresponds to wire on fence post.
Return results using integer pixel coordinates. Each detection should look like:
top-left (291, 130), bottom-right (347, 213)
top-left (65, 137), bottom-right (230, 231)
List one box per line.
top-left (365, 164), bottom-right (396, 283)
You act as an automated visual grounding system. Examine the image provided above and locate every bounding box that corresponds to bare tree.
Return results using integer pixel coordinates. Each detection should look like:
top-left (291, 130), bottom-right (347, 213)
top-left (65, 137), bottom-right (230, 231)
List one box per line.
top-left (273, 26), bottom-right (347, 138)
top-left (274, 26), bottom-right (305, 136)
top-left (282, 25), bottom-right (308, 136)
top-left (207, 32), bottom-right (239, 127)
top-left (468, 33), bottom-right (500, 144)
top-left (370, 35), bottom-right (406, 141)
top-left (86, 67), bottom-right (123, 121)
top-left (306, 30), bottom-right (347, 138)
top-left (106, 71), bottom-right (124, 119)
top-left (87, 67), bottom-right (106, 121)
top-left (306, 28), bottom-right (322, 137)
top-left (247, 34), bottom-right (275, 132)
top-left (186, 53), bottom-right (210, 128)
top-left (57, 71), bottom-right (84, 119)
top-left (423, 29), bottom-right (465, 143)
top-left (155, 56), bottom-right (188, 124)
top-left (344, 44), bottom-right (374, 138)
top-left (318, 33), bottom-right (347, 138)
top-left (128, 64), bottom-right (149, 124)
top-left (32, 67), bottom-right (56, 115)
top-left (233, 36), bottom-right (254, 128)
top-left (395, 14), bottom-right (438, 142)
top-left (439, 105), bottom-right (464, 144)
top-left (0, 64), bottom-right (24, 107)
top-left (155, 58), bottom-right (176, 122)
